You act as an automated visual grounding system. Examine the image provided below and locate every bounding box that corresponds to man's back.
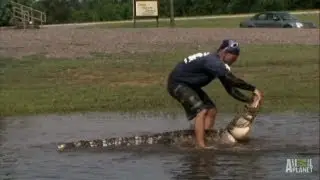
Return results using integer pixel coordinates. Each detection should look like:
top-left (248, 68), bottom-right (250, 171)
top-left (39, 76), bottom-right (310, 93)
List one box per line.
top-left (168, 52), bottom-right (228, 89)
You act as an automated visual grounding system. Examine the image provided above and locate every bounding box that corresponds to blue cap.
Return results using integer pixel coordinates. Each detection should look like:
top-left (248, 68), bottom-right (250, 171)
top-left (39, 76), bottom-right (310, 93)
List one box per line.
top-left (217, 39), bottom-right (240, 55)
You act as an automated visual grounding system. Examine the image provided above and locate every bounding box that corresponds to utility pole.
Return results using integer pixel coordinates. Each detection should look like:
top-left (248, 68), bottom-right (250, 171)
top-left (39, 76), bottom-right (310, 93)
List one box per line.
top-left (133, 0), bottom-right (136, 27)
top-left (169, 0), bottom-right (175, 27)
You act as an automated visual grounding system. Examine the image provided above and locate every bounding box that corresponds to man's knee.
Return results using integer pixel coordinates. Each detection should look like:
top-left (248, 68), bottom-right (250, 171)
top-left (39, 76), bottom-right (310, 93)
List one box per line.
top-left (195, 107), bottom-right (216, 120)
top-left (197, 108), bottom-right (207, 117)
top-left (207, 108), bottom-right (217, 116)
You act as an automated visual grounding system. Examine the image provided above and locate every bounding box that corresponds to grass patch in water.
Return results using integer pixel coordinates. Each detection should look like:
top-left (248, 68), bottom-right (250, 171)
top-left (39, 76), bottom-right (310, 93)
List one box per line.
top-left (0, 44), bottom-right (319, 116)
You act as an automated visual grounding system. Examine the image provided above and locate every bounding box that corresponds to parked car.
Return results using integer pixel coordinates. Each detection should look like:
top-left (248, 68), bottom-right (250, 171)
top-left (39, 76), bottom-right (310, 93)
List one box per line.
top-left (239, 11), bottom-right (317, 28)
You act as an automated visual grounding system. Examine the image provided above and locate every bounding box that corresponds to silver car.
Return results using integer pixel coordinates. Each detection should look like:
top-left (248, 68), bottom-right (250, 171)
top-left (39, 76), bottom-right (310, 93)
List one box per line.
top-left (239, 11), bottom-right (317, 28)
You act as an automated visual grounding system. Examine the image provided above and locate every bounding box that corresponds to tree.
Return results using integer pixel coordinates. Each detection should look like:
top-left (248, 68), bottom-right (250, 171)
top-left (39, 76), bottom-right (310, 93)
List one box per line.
top-left (0, 0), bottom-right (12, 26)
top-left (2, 0), bottom-right (318, 25)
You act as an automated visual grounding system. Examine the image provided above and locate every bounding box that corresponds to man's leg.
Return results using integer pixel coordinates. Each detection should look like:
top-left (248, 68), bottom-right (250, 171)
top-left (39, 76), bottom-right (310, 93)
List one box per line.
top-left (194, 109), bottom-right (208, 148)
top-left (204, 108), bottom-right (217, 129)
top-left (196, 89), bottom-right (217, 130)
top-left (170, 84), bottom-right (209, 148)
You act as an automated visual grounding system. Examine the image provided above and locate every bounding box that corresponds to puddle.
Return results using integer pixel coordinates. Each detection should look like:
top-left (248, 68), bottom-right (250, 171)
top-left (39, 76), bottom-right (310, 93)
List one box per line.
top-left (0, 112), bottom-right (319, 180)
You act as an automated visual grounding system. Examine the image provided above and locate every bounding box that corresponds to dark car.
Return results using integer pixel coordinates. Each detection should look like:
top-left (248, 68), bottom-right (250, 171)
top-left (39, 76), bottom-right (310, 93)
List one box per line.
top-left (239, 11), bottom-right (317, 28)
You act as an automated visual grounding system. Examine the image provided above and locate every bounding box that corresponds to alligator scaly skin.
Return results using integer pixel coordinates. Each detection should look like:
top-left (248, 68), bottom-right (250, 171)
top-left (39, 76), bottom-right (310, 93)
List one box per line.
top-left (57, 104), bottom-right (260, 152)
top-left (226, 105), bottom-right (260, 131)
top-left (57, 129), bottom-right (221, 152)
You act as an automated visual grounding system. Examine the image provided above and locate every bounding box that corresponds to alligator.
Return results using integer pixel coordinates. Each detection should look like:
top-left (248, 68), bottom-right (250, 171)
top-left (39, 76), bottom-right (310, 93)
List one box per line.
top-left (57, 104), bottom-right (260, 152)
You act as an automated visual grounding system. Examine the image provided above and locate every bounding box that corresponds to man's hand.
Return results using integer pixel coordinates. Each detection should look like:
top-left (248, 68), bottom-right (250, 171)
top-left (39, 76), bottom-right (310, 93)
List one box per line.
top-left (249, 89), bottom-right (263, 108)
top-left (254, 89), bottom-right (263, 99)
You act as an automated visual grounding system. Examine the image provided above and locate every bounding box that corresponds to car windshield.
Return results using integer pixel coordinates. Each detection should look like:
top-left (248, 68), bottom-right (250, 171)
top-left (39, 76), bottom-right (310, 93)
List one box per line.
top-left (278, 13), bottom-right (297, 20)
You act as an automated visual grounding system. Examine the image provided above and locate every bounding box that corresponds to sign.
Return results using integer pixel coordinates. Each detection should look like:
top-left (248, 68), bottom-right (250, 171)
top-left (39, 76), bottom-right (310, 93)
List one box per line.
top-left (285, 158), bottom-right (313, 173)
top-left (133, 0), bottom-right (159, 27)
top-left (135, 1), bottom-right (158, 17)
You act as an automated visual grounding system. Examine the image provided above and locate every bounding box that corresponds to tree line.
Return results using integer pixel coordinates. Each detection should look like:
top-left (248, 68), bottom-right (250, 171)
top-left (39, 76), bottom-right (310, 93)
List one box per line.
top-left (1, 0), bottom-right (319, 26)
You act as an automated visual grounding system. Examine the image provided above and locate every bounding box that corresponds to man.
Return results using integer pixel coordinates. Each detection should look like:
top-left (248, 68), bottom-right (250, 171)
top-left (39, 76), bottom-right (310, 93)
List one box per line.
top-left (167, 39), bottom-right (263, 148)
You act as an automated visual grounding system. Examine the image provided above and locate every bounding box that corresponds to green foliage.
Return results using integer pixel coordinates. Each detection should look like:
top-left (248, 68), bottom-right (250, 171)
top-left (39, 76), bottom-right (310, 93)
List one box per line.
top-left (0, 0), bottom-right (12, 26)
top-left (1, 0), bottom-right (319, 25)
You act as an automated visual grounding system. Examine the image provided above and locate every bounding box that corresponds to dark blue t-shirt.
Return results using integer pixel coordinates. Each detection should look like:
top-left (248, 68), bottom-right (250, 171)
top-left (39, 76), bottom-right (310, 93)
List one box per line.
top-left (168, 52), bottom-right (230, 88)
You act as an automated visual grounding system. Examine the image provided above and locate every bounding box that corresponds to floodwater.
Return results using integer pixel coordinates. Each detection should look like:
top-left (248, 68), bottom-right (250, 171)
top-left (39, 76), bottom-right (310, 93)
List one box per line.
top-left (0, 112), bottom-right (319, 180)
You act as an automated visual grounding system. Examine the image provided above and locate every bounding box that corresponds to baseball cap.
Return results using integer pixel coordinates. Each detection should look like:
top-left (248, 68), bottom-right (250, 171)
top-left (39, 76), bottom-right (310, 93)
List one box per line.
top-left (217, 39), bottom-right (240, 55)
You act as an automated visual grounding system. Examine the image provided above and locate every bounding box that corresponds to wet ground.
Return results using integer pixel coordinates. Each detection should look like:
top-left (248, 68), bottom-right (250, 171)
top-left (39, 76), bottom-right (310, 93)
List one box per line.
top-left (0, 112), bottom-right (319, 180)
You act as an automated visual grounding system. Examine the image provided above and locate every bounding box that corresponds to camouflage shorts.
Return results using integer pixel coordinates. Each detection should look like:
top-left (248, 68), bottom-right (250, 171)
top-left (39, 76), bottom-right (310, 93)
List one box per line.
top-left (168, 83), bottom-right (216, 121)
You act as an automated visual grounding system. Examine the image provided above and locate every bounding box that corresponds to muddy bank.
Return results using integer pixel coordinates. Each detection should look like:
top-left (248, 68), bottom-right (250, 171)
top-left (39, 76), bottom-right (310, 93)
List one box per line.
top-left (0, 27), bottom-right (319, 58)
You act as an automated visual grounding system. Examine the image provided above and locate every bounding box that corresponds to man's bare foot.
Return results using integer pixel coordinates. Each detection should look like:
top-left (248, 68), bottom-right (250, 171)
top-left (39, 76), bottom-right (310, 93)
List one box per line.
top-left (195, 144), bottom-right (215, 149)
top-left (204, 146), bottom-right (215, 149)
top-left (195, 143), bottom-right (207, 149)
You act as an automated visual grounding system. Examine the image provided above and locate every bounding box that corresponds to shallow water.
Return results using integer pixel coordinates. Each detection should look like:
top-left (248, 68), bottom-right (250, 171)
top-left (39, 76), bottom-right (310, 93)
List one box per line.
top-left (0, 112), bottom-right (319, 180)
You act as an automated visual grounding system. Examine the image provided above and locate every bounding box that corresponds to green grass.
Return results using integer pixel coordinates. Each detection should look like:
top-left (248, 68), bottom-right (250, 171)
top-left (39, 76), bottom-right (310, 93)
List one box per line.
top-left (86, 13), bottom-right (319, 28)
top-left (0, 44), bottom-right (319, 117)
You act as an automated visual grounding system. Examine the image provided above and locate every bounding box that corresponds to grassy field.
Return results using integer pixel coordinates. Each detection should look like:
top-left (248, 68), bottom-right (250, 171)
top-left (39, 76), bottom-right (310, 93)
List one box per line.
top-left (87, 13), bottom-right (319, 28)
top-left (0, 44), bottom-right (319, 117)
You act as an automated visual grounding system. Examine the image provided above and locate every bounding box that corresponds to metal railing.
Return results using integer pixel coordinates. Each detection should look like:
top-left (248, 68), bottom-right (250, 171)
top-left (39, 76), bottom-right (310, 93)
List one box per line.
top-left (10, 1), bottom-right (46, 28)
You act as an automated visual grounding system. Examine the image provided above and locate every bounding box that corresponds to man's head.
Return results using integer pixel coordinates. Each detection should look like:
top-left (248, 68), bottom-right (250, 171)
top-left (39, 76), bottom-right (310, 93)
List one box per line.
top-left (217, 39), bottom-right (240, 66)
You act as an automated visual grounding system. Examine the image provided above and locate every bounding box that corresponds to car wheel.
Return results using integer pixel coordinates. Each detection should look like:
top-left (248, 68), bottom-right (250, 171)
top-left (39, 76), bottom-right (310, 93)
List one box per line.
top-left (283, 25), bottom-right (292, 28)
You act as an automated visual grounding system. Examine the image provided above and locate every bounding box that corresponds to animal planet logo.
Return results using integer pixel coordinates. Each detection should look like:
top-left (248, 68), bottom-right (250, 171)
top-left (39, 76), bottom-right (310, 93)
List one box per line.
top-left (286, 158), bottom-right (313, 173)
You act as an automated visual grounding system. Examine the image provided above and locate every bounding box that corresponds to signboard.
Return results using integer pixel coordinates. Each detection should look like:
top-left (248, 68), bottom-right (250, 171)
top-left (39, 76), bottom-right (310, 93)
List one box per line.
top-left (133, 0), bottom-right (159, 27)
top-left (135, 1), bottom-right (158, 17)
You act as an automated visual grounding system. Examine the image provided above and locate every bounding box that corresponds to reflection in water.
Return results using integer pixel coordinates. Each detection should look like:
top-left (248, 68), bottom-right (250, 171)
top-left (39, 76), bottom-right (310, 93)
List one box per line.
top-left (0, 117), bottom-right (6, 145)
top-left (171, 152), bottom-right (217, 180)
top-left (0, 118), bottom-right (18, 180)
top-left (0, 112), bottom-right (319, 180)
top-left (170, 150), bottom-right (266, 180)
